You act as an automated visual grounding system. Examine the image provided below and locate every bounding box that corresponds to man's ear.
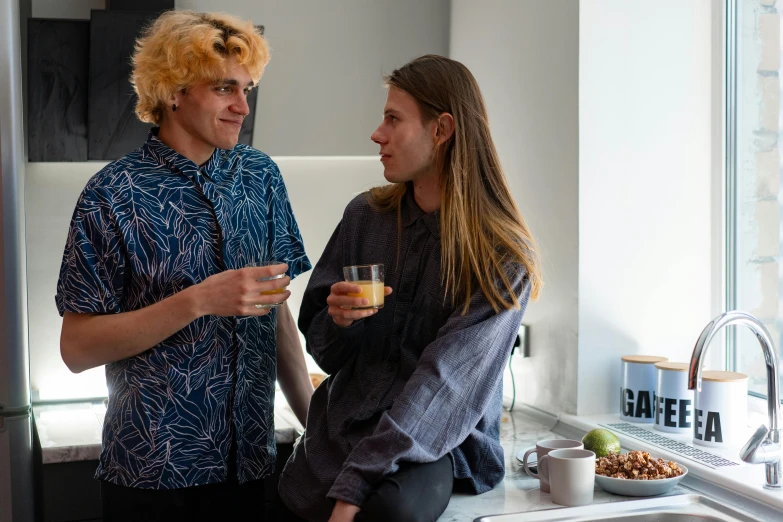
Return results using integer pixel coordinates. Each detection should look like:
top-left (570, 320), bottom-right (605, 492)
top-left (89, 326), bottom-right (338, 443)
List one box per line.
top-left (168, 88), bottom-right (187, 109)
top-left (436, 113), bottom-right (455, 145)
top-left (164, 89), bottom-right (188, 117)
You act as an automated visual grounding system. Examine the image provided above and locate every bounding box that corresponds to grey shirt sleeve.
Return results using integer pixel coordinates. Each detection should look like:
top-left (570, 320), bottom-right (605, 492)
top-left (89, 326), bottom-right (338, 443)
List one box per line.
top-left (298, 217), bottom-right (368, 375)
top-left (327, 267), bottom-right (532, 506)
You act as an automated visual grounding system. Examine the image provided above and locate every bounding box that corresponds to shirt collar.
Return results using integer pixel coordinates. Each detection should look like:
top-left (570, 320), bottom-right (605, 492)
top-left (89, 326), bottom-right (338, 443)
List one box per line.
top-left (142, 128), bottom-right (227, 182)
top-left (401, 183), bottom-right (440, 238)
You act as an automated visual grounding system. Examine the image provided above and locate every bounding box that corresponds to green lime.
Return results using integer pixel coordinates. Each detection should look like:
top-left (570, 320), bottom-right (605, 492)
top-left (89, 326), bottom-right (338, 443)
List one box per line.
top-left (581, 428), bottom-right (621, 457)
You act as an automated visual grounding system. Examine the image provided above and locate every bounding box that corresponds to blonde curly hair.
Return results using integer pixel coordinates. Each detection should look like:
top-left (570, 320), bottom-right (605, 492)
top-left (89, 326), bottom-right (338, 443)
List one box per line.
top-left (131, 10), bottom-right (269, 125)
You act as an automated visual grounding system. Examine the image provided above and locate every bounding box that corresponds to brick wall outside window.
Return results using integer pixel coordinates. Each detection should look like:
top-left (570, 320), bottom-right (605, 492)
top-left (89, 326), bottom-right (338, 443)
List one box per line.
top-left (737, 0), bottom-right (781, 394)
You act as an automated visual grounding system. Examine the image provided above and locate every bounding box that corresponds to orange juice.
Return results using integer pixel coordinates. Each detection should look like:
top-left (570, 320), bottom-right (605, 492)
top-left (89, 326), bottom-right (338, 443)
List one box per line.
top-left (260, 288), bottom-right (285, 295)
top-left (347, 280), bottom-right (384, 309)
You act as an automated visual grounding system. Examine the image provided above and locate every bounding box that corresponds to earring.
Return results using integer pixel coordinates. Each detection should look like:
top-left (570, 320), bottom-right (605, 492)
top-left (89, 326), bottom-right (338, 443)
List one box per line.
top-left (172, 104), bottom-right (177, 112)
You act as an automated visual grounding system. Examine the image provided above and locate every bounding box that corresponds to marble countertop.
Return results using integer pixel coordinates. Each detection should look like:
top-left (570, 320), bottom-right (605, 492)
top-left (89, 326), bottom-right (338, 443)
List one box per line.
top-left (35, 399), bottom-right (691, 521)
top-left (439, 407), bottom-right (686, 521)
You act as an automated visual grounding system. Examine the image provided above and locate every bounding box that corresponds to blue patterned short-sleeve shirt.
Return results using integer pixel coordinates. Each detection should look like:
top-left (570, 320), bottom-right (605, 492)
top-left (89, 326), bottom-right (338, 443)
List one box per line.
top-left (55, 130), bottom-right (311, 489)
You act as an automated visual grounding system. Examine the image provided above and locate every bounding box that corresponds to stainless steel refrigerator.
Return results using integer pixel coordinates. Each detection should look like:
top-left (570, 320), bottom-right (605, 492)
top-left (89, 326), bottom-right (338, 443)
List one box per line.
top-left (0, 0), bottom-right (36, 520)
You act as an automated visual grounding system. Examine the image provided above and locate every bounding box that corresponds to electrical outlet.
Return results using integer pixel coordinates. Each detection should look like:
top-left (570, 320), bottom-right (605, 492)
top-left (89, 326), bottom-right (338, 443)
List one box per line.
top-left (503, 323), bottom-right (530, 409)
top-left (518, 324), bottom-right (529, 358)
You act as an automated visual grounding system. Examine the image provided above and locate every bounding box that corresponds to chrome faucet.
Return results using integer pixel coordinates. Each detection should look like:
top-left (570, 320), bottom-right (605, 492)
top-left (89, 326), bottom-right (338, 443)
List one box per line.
top-left (688, 311), bottom-right (782, 489)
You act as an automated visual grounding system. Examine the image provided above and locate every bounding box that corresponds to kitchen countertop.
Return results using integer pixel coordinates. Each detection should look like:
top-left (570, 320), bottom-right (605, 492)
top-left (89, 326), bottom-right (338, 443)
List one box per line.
top-left (559, 412), bottom-right (783, 516)
top-left (440, 407), bottom-right (687, 521)
top-left (35, 399), bottom-right (690, 521)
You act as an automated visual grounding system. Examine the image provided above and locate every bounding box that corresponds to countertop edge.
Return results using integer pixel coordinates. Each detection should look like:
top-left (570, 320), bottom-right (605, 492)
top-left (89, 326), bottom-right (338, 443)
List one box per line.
top-left (39, 428), bottom-right (301, 465)
top-left (34, 400), bottom-right (303, 465)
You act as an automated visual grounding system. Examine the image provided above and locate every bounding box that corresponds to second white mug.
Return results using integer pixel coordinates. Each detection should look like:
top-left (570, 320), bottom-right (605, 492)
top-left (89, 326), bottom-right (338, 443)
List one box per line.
top-left (539, 448), bottom-right (596, 507)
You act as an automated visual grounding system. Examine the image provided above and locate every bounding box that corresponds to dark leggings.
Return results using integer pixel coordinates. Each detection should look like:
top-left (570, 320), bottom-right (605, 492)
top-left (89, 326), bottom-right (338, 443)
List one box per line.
top-left (277, 454), bottom-right (454, 522)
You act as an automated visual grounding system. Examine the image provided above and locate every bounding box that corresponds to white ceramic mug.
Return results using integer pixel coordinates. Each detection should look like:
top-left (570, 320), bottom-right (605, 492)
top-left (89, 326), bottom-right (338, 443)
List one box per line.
top-left (522, 439), bottom-right (583, 493)
top-left (621, 355), bottom-right (668, 423)
top-left (693, 370), bottom-right (748, 448)
top-left (539, 448), bottom-right (596, 506)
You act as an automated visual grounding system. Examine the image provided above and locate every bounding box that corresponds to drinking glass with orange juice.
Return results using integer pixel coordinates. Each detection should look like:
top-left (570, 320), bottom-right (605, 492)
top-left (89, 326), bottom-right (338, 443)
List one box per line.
top-left (343, 264), bottom-right (384, 309)
top-left (247, 260), bottom-right (287, 309)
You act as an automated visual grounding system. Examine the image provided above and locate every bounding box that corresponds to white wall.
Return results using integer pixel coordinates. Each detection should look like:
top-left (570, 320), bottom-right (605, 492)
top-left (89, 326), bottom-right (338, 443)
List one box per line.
top-left (178, 0), bottom-right (450, 155)
top-left (577, 0), bottom-right (718, 415)
top-left (450, 0), bottom-right (580, 415)
top-left (26, 158), bottom-right (384, 400)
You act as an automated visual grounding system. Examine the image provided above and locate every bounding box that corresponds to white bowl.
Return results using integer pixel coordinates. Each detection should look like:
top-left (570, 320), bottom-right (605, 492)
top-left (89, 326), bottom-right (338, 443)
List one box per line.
top-left (595, 463), bottom-right (688, 496)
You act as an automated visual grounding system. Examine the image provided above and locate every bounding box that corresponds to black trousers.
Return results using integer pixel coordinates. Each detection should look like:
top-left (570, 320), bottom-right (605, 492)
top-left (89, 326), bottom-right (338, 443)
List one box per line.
top-left (101, 477), bottom-right (267, 522)
top-left (277, 455), bottom-right (454, 522)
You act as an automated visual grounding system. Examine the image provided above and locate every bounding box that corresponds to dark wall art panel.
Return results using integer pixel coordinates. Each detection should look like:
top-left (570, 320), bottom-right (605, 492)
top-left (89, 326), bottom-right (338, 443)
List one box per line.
top-left (88, 9), bottom-right (156, 160)
top-left (27, 19), bottom-right (90, 162)
top-left (239, 87), bottom-right (258, 146)
top-left (106, 0), bottom-right (175, 11)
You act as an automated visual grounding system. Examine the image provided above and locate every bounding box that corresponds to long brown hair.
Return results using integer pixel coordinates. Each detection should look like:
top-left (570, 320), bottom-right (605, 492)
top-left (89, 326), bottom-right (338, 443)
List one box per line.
top-left (369, 55), bottom-right (542, 313)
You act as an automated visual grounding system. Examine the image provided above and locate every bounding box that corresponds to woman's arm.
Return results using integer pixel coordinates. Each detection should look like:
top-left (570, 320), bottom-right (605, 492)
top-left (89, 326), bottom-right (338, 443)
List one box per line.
top-left (326, 268), bottom-right (532, 507)
top-left (298, 220), bottom-right (368, 374)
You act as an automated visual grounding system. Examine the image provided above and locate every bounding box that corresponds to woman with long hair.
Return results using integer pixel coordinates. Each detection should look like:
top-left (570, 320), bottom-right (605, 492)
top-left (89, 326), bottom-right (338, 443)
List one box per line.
top-left (278, 55), bottom-right (542, 522)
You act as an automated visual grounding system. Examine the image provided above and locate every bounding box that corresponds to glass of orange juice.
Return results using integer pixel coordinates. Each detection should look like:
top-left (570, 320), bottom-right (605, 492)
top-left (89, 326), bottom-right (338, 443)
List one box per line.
top-left (247, 260), bottom-right (287, 309)
top-left (343, 264), bottom-right (384, 309)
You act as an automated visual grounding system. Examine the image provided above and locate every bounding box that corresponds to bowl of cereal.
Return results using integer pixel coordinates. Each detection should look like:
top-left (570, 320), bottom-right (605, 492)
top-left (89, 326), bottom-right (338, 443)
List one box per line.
top-left (594, 450), bottom-right (687, 496)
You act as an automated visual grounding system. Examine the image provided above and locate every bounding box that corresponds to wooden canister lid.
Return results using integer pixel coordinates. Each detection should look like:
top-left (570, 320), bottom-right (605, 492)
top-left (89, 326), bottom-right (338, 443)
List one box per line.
top-left (621, 355), bottom-right (669, 364)
top-left (701, 370), bottom-right (747, 382)
top-left (654, 362), bottom-right (690, 372)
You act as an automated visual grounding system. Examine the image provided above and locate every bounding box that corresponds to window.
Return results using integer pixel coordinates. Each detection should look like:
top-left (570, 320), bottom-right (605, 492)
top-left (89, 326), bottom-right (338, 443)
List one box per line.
top-left (730, 0), bottom-right (783, 400)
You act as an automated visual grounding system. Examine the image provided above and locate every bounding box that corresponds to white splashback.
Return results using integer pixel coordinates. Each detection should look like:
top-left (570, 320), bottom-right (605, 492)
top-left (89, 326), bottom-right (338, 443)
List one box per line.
top-left (25, 157), bottom-right (384, 400)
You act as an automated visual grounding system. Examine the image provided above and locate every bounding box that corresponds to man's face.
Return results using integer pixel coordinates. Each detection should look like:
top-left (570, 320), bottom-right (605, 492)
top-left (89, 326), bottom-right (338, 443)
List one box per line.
top-left (371, 87), bottom-right (437, 184)
top-left (174, 57), bottom-right (254, 151)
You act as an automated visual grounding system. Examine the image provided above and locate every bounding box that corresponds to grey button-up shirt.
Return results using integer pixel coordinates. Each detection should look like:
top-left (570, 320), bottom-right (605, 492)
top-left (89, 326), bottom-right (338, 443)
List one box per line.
top-left (279, 188), bottom-right (531, 520)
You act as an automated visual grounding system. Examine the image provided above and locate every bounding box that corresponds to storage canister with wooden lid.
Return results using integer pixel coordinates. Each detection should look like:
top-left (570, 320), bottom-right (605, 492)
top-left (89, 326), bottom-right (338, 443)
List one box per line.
top-left (620, 355), bottom-right (668, 423)
top-left (654, 362), bottom-right (693, 433)
top-left (693, 370), bottom-right (747, 448)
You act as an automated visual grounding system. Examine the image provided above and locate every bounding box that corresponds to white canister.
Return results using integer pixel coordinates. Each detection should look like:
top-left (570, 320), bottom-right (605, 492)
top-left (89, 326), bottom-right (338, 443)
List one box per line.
top-left (654, 362), bottom-right (693, 433)
top-left (693, 371), bottom-right (748, 448)
top-left (620, 355), bottom-right (668, 423)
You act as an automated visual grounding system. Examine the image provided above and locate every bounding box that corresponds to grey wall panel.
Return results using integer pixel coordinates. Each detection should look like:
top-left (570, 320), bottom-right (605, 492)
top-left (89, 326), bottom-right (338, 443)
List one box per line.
top-left (179, 0), bottom-right (451, 156)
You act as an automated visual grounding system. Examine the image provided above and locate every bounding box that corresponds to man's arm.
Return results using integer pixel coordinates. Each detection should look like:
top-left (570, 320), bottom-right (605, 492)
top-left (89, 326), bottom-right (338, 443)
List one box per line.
top-left (276, 302), bottom-right (313, 427)
top-left (60, 265), bottom-right (291, 373)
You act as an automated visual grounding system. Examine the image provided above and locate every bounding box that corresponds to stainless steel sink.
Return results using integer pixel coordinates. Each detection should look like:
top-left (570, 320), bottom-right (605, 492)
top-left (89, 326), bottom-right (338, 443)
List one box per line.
top-left (474, 494), bottom-right (762, 521)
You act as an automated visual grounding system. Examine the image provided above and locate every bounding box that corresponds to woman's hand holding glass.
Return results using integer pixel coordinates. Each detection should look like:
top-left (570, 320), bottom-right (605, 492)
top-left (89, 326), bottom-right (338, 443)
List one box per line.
top-left (327, 281), bottom-right (393, 328)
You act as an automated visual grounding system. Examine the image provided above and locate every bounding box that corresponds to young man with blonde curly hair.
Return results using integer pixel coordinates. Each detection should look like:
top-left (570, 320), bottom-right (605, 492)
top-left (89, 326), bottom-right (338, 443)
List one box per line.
top-left (55, 11), bottom-right (312, 521)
